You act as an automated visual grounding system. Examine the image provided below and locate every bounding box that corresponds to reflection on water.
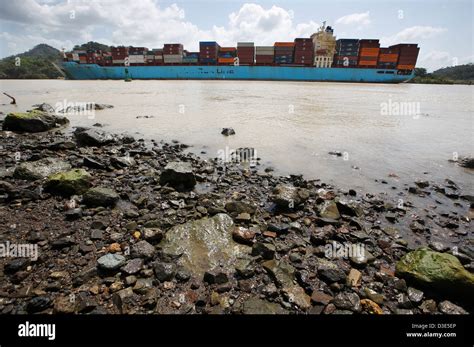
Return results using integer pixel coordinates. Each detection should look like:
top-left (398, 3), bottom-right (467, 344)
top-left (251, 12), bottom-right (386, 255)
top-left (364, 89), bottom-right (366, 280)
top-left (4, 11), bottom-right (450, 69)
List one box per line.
top-left (0, 79), bottom-right (472, 194)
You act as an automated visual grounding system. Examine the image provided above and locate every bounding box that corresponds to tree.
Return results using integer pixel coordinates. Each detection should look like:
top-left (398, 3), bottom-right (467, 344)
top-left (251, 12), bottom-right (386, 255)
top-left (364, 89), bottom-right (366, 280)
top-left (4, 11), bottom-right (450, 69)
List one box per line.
top-left (414, 67), bottom-right (427, 77)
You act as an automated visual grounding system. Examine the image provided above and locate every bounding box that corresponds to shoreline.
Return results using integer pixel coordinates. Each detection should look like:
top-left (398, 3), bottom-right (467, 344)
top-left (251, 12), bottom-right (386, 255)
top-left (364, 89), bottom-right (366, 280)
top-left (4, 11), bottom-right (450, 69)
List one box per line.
top-left (0, 107), bottom-right (472, 315)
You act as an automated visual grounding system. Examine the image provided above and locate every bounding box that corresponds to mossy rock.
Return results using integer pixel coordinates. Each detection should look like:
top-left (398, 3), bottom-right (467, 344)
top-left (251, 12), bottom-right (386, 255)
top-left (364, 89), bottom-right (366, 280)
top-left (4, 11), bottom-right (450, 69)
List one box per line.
top-left (45, 169), bottom-right (92, 196)
top-left (396, 247), bottom-right (474, 303)
top-left (14, 158), bottom-right (71, 181)
top-left (3, 110), bottom-right (69, 132)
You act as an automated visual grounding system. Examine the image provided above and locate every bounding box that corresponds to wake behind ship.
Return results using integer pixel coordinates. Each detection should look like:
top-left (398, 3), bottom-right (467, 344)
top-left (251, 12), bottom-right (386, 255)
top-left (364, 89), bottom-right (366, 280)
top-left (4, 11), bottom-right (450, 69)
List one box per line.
top-left (62, 25), bottom-right (419, 83)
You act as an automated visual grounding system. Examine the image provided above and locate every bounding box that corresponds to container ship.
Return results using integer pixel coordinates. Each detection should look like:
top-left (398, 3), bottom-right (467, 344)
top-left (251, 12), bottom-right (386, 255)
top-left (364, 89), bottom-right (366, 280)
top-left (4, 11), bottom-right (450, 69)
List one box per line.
top-left (62, 25), bottom-right (419, 83)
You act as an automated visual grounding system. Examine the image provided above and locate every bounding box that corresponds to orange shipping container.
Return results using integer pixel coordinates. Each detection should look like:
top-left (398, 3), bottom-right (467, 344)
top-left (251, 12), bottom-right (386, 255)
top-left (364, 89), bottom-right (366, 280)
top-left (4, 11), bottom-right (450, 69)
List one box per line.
top-left (359, 60), bottom-right (377, 66)
top-left (397, 64), bottom-right (415, 70)
top-left (378, 53), bottom-right (398, 63)
top-left (218, 57), bottom-right (235, 64)
top-left (359, 48), bottom-right (380, 56)
top-left (274, 42), bottom-right (295, 47)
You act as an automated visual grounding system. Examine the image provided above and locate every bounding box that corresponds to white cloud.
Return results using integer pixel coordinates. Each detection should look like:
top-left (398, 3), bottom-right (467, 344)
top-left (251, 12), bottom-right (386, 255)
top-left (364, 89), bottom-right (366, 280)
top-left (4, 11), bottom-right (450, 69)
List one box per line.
top-left (335, 11), bottom-right (370, 26)
top-left (418, 50), bottom-right (456, 72)
top-left (381, 26), bottom-right (447, 46)
top-left (0, 1), bottom-right (322, 57)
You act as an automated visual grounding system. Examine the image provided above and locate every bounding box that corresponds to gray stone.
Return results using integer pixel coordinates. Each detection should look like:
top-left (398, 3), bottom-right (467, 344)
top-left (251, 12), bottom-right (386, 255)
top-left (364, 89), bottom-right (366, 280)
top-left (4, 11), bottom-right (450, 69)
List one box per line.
top-left (153, 262), bottom-right (177, 282)
top-left (438, 300), bottom-right (468, 314)
top-left (74, 128), bottom-right (115, 147)
top-left (407, 287), bottom-right (424, 304)
top-left (97, 253), bottom-right (126, 271)
top-left (272, 184), bottom-right (309, 209)
top-left (3, 110), bottom-right (69, 132)
top-left (242, 297), bottom-right (286, 314)
top-left (251, 242), bottom-right (275, 259)
top-left (333, 292), bottom-right (361, 312)
top-left (131, 240), bottom-right (156, 259)
top-left (14, 158), bottom-right (71, 181)
top-left (83, 187), bottom-right (120, 207)
top-left (121, 258), bottom-right (143, 275)
top-left (159, 161), bottom-right (196, 189)
top-left (160, 213), bottom-right (249, 278)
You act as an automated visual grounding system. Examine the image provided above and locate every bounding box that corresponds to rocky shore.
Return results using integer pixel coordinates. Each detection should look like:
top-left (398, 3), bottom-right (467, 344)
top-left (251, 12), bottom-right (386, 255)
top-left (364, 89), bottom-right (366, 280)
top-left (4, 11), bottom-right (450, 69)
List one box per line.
top-left (0, 105), bottom-right (472, 315)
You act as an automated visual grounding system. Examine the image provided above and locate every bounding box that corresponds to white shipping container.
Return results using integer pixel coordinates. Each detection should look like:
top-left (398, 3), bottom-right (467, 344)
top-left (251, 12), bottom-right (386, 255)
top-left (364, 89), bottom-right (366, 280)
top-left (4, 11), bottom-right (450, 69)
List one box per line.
top-left (112, 59), bottom-right (125, 64)
top-left (72, 53), bottom-right (80, 61)
top-left (129, 56), bottom-right (145, 63)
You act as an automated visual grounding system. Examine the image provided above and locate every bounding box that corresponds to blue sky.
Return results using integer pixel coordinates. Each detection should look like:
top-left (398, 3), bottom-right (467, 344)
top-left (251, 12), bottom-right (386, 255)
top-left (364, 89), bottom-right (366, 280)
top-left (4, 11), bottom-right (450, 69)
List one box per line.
top-left (0, 0), bottom-right (472, 71)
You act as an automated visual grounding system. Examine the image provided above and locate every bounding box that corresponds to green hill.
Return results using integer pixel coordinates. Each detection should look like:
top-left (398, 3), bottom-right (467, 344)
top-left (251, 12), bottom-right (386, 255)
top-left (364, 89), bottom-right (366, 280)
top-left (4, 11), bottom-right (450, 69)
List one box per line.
top-left (0, 42), bottom-right (110, 79)
top-left (410, 64), bottom-right (474, 85)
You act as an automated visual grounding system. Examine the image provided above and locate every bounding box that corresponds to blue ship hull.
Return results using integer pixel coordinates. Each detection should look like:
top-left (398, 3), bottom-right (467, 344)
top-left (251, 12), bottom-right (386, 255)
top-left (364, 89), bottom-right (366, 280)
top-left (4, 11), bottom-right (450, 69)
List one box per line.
top-left (62, 62), bottom-right (414, 83)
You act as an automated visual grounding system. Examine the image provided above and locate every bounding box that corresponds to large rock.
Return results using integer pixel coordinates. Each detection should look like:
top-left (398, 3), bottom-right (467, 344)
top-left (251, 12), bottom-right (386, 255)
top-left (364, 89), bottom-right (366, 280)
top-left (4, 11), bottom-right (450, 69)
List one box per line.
top-left (160, 213), bottom-right (249, 278)
top-left (74, 128), bottom-right (115, 147)
top-left (319, 200), bottom-right (340, 220)
top-left (3, 110), bottom-right (69, 132)
top-left (44, 169), bottom-right (92, 196)
top-left (14, 158), bottom-right (71, 180)
top-left (242, 298), bottom-right (286, 314)
top-left (83, 187), bottom-right (120, 207)
top-left (396, 248), bottom-right (474, 302)
top-left (159, 161), bottom-right (196, 189)
top-left (272, 184), bottom-right (309, 209)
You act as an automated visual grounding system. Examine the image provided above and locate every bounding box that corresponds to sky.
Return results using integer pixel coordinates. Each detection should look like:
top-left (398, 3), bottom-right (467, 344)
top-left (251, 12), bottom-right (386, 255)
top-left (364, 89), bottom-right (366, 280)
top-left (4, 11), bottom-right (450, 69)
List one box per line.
top-left (0, 0), bottom-right (472, 71)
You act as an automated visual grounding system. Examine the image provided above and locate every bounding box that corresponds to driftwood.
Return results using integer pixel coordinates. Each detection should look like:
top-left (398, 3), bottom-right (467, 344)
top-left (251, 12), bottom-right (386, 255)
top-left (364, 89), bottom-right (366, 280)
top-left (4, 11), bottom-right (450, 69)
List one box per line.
top-left (3, 92), bottom-right (16, 104)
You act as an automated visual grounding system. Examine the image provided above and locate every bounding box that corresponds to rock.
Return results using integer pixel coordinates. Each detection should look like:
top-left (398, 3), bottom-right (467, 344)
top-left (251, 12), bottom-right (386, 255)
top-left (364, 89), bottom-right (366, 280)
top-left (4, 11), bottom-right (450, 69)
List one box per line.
top-left (93, 103), bottom-right (113, 110)
top-left (407, 287), bottom-right (424, 304)
top-left (360, 299), bottom-right (383, 314)
top-left (53, 295), bottom-right (76, 314)
top-left (363, 288), bottom-right (384, 305)
top-left (4, 258), bottom-right (30, 274)
top-left (32, 103), bottom-right (55, 113)
top-left (311, 291), bottom-right (333, 305)
top-left (3, 110), bottom-right (69, 132)
top-left (262, 259), bottom-right (295, 288)
top-left (396, 293), bottom-right (412, 308)
top-left (83, 157), bottom-right (107, 170)
top-left (458, 157), bottom-right (474, 169)
top-left (242, 297), bottom-right (286, 314)
top-left (143, 228), bottom-right (164, 243)
top-left (133, 278), bottom-right (153, 294)
top-left (317, 259), bottom-right (346, 283)
top-left (234, 257), bottom-right (255, 278)
top-left (438, 300), bottom-right (468, 314)
top-left (121, 258), bottom-right (144, 275)
top-left (65, 208), bottom-right (82, 220)
top-left (111, 156), bottom-right (136, 169)
top-left (97, 254), bottom-right (126, 271)
top-left (415, 180), bottom-right (430, 188)
top-left (83, 187), bottom-right (120, 207)
top-left (319, 200), bottom-right (340, 219)
top-left (90, 229), bottom-right (103, 240)
top-left (14, 158), bottom-right (71, 181)
top-left (346, 268), bottom-right (362, 287)
top-left (283, 285), bottom-right (311, 310)
top-left (396, 247), bottom-right (474, 302)
top-left (251, 242), bottom-right (275, 260)
top-left (333, 292), bottom-right (361, 312)
top-left (153, 262), bottom-right (176, 282)
top-left (44, 169), bottom-right (92, 196)
top-left (159, 161), bottom-right (196, 189)
top-left (272, 184), bottom-right (309, 209)
top-left (225, 201), bottom-right (257, 215)
top-left (203, 269), bottom-right (229, 284)
top-left (231, 226), bottom-right (256, 245)
top-left (336, 199), bottom-right (364, 217)
top-left (74, 128), bottom-right (115, 146)
top-left (160, 213), bottom-right (249, 278)
top-left (221, 128), bottom-right (235, 136)
top-left (26, 296), bottom-right (52, 313)
top-left (350, 248), bottom-right (375, 266)
top-left (131, 240), bottom-right (156, 259)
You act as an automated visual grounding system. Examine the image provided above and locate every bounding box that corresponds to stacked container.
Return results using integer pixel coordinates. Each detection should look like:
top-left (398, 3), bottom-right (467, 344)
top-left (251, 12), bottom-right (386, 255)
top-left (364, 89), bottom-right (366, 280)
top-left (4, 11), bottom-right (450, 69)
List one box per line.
top-left (183, 52), bottom-right (199, 64)
top-left (152, 49), bottom-right (163, 65)
top-left (334, 39), bottom-right (359, 67)
top-left (146, 51), bottom-right (155, 65)
top-left (237, 42), bottom-right (255, 65)
top-left (128, 47), bottom-right (147, 65)
top-left (111, 46), bottom-right (129, 65)
top-left (391, 44), bottom-right (419, 70)
top-left (274, 42), bottom-right (295, 64)
top-left (255, 46), bottom-right (274, 65)
top-left (163, 44), bottom-right (183, 64)
top-left (358, 39), bottom-right (380, 67)
top-left (294, 38), bottom-right (314, 66)
top-left (200, 42), bottom-right (219, 64)
top-left (218, 47), bottom-right (237, 64)
top-left (377, 47), bottom-right (399, 69)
